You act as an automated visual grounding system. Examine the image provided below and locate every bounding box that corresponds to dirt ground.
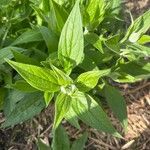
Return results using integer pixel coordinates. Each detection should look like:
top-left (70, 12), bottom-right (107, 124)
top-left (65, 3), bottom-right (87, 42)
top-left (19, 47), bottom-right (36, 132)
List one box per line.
top-left (125, 0), bottom-right (150, 17)
top-left (0, 0), bottom-right (150, 150)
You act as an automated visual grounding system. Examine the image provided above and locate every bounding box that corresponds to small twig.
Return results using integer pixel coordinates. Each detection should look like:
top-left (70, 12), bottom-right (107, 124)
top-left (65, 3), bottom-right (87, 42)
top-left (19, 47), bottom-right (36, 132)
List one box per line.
top-left (40, 124), bottom-right (52, 137)
top-left (85, 141), bottom-right (95, 149)
top-left (10, 142), bottom-right (26, 147)
top-left (121, 140), bottom-right (135, 149)
top-left (89, 137), bottom-right (117, 150)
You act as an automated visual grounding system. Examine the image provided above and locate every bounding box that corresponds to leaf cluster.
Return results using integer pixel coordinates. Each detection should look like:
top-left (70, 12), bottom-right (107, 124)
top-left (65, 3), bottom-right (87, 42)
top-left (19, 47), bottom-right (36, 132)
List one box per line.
top-left (0, 0), bottom-right (150, 149)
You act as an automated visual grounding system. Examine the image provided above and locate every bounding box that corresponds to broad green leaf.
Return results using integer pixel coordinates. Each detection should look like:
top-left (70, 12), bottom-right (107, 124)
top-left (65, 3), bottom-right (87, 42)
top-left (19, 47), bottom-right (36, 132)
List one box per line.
top-left (58, 1), bottom-right (84, 73)
top-left (110, 0), bottom-right (122, 15)
top-left (1, 92), bottom-right (45, 128)
top-left (0, 88), bottom-right (6, 110)
top-left (53, 93), bottom-right (72, 129)
top-left (52, 125), bottom-right (70, 150)
top-left (6, 59), bottom-right (60, 92)
top-left (65, 107), bottom-right (80, 129)
top-left (85, 48), bottom-right (113, 66)
top-left (122, 10), bottom-right (150, 43)
top-left (119, 61), bottom-right (150, 79)
top-left (138, 35), bottom-right (150, 44)
top-left (76, 69), bottom-right (110, 92)
top-left (85, 33), bottom-right (104, 53)
top-left (11, 29), bottom-right (43, 45)
top-left (37, 138), bottom-right (51, 150)
top-left (86, 0), bottom-right (101, 21)
top-left (10, 80), bottom-right (37, 92)
top-left (0, 47), bottom-right (25, 64)
top-left (49, 0), bottom-right (68, 34)
top-left (12, 50), bottom-right (40, 65)
top-left (84, 0), bottom-right (105, 29)
top-left (104, 84), bottom-right (127, 130)
top-left (32, 48), bottom-right (48, 62)
top-left (44, 91), bottom-right (54, 107)
top-left (72, 92), bottom-right (121, 137)
top-left (3, 90), bottom-right (26, 117)
top-left (0, 64), bottom-right (12, 85)
top-left (112, 62), bottom-right (150, 83)
top-left (127, 43), bottom-right (150, 57)
top-left (78, 55), bottom-right (99, 71)
top-left (71, 132), bottom-right (88, 150)
top-left (104, 34), bottom-right (120, 54)
top-left (39, 26), bottom-right (58, 53)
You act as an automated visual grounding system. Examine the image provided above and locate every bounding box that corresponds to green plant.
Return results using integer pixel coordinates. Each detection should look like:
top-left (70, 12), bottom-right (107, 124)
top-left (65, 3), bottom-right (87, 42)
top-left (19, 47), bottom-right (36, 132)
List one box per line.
top-left (0, 0), bottom-right (150, 149)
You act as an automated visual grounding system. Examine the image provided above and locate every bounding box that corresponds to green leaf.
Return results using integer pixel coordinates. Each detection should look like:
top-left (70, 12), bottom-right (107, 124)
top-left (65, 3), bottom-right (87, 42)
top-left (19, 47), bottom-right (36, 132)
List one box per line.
top-left (127, 43), bottom-right (150, 57)
top-left (40, 0), bottom-right (50, 14)
top-left (119, 61), bottom-right (150, 79)
top-left (138, 35), bottom-right (150, 44)
top-left (76, 69), bottom-right (110, 92)
top-left (52, 125), bottom-right (70, 150)
top-left (72, 92), bottom-right (121, 137)
top-left (37, 138), bottom-right (51, 150)
top-left (78, 55), bottom-right (99, 71)
top-left (12, 50), bottom-right (40, 65)
top-left (11, 29), bottom-right (43, 45)
top-left (84, 0), bottom-right (105, 29)
top-left (104, 34), bottom-right (120, 54)
top-left (0, 0), bottom-right (11, 5)
top-left (110, 72), bottom-right (139, 83)
top-left (10, 80), bottom-right (37, 92)
top-left (1, 92), bottom-right (45, 128)
top-left (58, 1), bottom-right (84, 73)
top-left (112, 62), bottom-right (150, 83)
top-left (85, 33), bottom-right (104, 53)
top-left (3, 90), bottom-right (26, 117)
top-left (49, 0), bottom-right (68, 34)
top-left (53, 93), bottom-right (72, 129)
top-left (65, 107), bottom-right (80, 129)
top-left (44, 91), bottom-right (54, 107)
top-left (104, 84), bottom-right (127, 130)
top-left (122, 10), bottom-right (150, 43)
top-left (71, 132), bottom-right (88, 150)
top-left (110, 0), bottom-right (122, 15)
top-left (39, 26), bottom-right (59, 53)
top-left (50, 64), bottom-right (73, 86)
top-left (0, 88), bottom-right (6, 110)
top-left (53, 0), bottom-right (67, 5)
top-left (31, 5), bottom-right (47, 25)
top-left (0, 47), bottom-right (25, 64)
top-left (6, 59), bottom-right (60, 92)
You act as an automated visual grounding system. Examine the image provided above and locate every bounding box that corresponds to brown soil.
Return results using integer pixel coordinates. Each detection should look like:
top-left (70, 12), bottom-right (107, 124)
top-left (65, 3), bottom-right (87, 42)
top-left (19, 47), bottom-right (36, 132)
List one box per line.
top-left (125, 0), bottom-right (150, 17)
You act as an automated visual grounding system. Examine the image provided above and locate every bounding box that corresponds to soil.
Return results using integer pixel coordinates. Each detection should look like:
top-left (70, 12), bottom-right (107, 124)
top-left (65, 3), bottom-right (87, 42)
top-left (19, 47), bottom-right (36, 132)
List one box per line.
top-left (0, 0), bottom-right (150, 150)
top-left (125, 0), bottom-right (150, 17)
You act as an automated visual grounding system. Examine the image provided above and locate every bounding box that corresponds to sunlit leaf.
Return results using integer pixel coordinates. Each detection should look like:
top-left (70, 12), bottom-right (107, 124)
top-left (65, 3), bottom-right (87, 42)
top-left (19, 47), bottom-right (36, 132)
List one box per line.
top-left (58, 1), bottom-right (84, 73)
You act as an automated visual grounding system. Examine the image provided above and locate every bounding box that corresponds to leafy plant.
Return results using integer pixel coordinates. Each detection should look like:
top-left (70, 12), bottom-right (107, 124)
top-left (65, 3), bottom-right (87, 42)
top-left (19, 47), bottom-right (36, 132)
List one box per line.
top-left (0, 0), bottom-right (150, 149)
